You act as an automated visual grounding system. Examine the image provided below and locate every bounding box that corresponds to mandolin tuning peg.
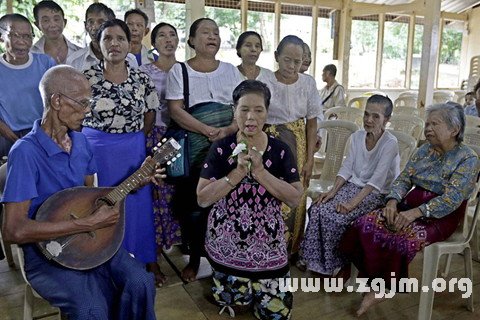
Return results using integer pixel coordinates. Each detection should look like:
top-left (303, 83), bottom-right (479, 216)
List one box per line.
top-left (167, 160), bottom-right (172, 165)
top-left (176, 153), bottom-right (181, 158)
top-left (156, 142), bottom-right (162, 147)
top-left (171, 157), bottom-right (176, 162)
top-left (153, 147), bottom-right (158, 152)
top-left (162, 138), bottom-right (167, 143)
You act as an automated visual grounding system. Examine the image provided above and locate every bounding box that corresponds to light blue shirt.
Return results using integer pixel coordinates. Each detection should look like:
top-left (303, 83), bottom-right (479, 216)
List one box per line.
top-left (0, 53), bottom-right (55, 131)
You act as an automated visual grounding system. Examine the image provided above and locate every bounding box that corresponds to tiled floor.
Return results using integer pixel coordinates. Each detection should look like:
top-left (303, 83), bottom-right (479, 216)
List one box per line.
top-left (0, 243), bottom-right (479, 320)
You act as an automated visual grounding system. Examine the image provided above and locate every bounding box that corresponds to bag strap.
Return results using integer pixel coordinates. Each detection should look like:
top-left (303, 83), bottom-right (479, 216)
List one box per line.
top-left (179, 62), bottom-right (190, 113)
top-left (322, 85), bottom-right (341, 105)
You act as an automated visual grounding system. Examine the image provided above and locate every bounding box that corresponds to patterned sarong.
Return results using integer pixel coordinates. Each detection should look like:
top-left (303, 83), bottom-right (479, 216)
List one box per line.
top-left (265, 118), bottom-right (307, 254)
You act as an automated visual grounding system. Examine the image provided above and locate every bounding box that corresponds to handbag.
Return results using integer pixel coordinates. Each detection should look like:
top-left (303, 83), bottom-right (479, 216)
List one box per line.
top-left (164, 62), bottom-right (190, 179)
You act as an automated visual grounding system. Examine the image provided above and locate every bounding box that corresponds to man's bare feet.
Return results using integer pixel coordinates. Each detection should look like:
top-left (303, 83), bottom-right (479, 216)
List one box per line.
top-left (356, 291), bottom-right (386, 317)
top-left (181, 262), bottom-right (199, 283)
top-left (146, 262), bottom-right (167, 287)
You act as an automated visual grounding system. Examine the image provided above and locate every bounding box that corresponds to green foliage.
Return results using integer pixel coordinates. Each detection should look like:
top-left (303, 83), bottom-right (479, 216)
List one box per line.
top-left (383, 21), bottom-right (408, 60)
top-left (351, 20), bottom-right (378, 55)
top-left (440, 27), bottom-right (462, 65)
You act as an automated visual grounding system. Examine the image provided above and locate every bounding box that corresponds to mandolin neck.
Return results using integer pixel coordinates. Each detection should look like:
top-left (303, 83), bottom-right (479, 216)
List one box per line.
top-left (104, 159), bottom-right (156, 204)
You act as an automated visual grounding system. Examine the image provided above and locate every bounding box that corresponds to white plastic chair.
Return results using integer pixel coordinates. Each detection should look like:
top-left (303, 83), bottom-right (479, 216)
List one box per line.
top-left (308, 120), bottom-right (358, 198)
top-left (17, 246), bottom-right (62, 320)
top-left (388, 130), bottom-right (417, 171)
top-left (324, 106), bottom-right (364, 127)
top-left (392, 106), bottom-right (420, 117)
top-left (454, 90), bottom-right (467, 105)
top-left (432, 90), bottom-right (455, 104)
top-left (0, 162), bottom-right (15, 269)
top-left (464, 127), bottom-right (480, 146)
top-left (394, 96), bottom-right (418, 108)
top-left (418, 196), bottom-right (479, 319)
top-left (465, 115), bottom-right (480, 128)
top-left (347, 97), bottom-right (368, 110)
top-left (398, 91), bottom-right (418, 98)
top-left (387, 114), bottom-right (425, 142)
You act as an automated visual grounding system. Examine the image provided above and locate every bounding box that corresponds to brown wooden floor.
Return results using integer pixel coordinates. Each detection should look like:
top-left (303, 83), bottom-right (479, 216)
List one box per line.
top-left (0, 242), bottom-right (479, 320)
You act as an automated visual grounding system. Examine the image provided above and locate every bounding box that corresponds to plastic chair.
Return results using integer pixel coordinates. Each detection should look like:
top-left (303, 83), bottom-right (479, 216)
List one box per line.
top-left (464, 127), bottom-right (480, 146)
top-left (308, 120), bottom-right (358, 198)
top-left (324, 106), bottom-right (364, 127)
top-left (387, 114), bottom-right (425, 142)
top-left (418, 195), bottom-right (479, 319)
top-left (17, 247), bottom-right (62, 320)
top-left (0, 162), bottom-right (15, 269)
top-left (454, 90), bottom-right (467, 105)
top-left (398, 91), bottom-right (418, 98)
top-left (388, 130), bottom-right (417, 171)
top-left (465, 115), bottom-right (480, 128)
top-left (347, 97), bottom-right (368, 110)
top-left (432, 90), bottom-right (455, 104)
top-left (394, 96), bottom-right (418, 108)
top-left (392, 106), bottom-right (420, 117)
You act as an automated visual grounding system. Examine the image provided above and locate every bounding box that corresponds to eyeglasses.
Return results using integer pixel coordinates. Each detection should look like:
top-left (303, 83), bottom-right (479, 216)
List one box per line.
top-left (8, 31), bottom-right (34, 42)
top-left (58, 93), bottom-right (93, 110)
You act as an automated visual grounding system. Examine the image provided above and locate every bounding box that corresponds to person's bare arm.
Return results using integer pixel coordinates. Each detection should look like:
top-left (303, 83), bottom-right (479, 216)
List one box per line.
top-left (301, 117), bottom-right (317, 187)
top-left (2, 200), bottom-right (120, 244)
top-left (143, 111), bottom-right (155, 136)
top-left (0, 120), bottom-right (19, 142)
top-left (168, 99), bottom-right (220, 138)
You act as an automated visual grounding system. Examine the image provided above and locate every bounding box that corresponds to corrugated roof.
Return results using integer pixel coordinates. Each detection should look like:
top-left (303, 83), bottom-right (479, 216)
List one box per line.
top-left (353, 0), bottom-right (480, 13)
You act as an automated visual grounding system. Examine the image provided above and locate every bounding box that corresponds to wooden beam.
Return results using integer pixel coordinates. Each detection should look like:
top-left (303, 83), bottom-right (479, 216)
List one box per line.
top-left (6, 0), bottom-right (13, 13)
top-left (405, 15), bottom-right (415, 89)
top-left (375, 13), bottom-right (385, 88)
top-left (351, 0), bottom-right (424, 17)
top-left (441, 12), bottom-right (468, 21)
top-left (435, 18), bottom-right (444, 88)
top-left (185, 0), bottom-right (205, 60)
top-left (338, 0), bottom-right (352, 88)
top-left (274, 0), bottom-right (281, 51)
top-left (241, 0), bottom-right (247, 32)
top-left (310, 2), bottom-right (319, 78)
top-left (249, 0), bottom-right (342, 10)
top-left (418, 0), bottom-right (441, 108)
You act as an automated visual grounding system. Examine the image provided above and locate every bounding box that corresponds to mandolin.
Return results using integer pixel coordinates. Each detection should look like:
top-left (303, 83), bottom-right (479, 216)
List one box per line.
top-left (35, 138), bottom-right (181, 270)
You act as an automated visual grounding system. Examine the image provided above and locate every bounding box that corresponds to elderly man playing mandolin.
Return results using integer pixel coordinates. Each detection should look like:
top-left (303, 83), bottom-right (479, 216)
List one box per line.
top-left (1, 65), bottom-right (164, 319)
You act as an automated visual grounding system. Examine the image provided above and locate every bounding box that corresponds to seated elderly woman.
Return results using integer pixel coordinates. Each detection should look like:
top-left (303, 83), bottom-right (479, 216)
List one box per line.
top-left (197, 80), bottom-right (303, 319)
top-left (301, 94), bottom-right (400, 276)
top-left (340, 103), bottom-right (480, 316)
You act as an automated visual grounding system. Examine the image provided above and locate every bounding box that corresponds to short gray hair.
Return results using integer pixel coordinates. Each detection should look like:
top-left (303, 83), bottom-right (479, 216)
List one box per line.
top-left (426, 103), bottom-right (465, 142)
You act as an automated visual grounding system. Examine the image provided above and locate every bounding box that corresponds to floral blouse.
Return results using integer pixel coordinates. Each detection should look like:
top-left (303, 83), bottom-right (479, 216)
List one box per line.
top-left (201, 134), bottom-right (300, 279)
top-left (386, 143), bottom-right (479, 218)
top-left (83, 62), bottom-right (159, 133)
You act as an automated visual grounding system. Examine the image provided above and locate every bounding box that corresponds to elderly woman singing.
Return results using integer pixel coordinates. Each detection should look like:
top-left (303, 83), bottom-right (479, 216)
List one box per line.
top-left (197, 80), bottom-right (303, 319)
top-left (340, 103), bottom-right (480, 316)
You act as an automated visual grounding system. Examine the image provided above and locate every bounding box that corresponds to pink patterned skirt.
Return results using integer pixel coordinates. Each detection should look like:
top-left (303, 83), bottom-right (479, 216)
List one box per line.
top-left (340, 187), bottom-right (467, 285)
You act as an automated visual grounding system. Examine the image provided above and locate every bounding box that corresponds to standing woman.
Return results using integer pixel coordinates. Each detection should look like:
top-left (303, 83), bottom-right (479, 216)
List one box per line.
top-left (263, 35), bottom-right (323, 255)
top-left (140, 22), bottom-right (181, 286)
top-left (235, 31), bottom-right (272, 81)
top-left (81, 20), bottom-right (161, 284)
top-left (166, 18), bottom-right (242, 282)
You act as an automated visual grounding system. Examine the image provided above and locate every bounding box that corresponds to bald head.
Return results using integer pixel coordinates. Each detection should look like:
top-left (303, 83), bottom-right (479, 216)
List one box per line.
top-left (39, 65), bottom-right (90, 109)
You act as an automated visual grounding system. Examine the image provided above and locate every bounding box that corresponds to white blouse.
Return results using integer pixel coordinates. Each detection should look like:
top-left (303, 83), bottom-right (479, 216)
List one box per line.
top-left (165, 61), bottom-right (242, 108)
top-left (261, 72), bottom-right (323, 124)
top-left (337, 129), bottom-right (400, 194)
